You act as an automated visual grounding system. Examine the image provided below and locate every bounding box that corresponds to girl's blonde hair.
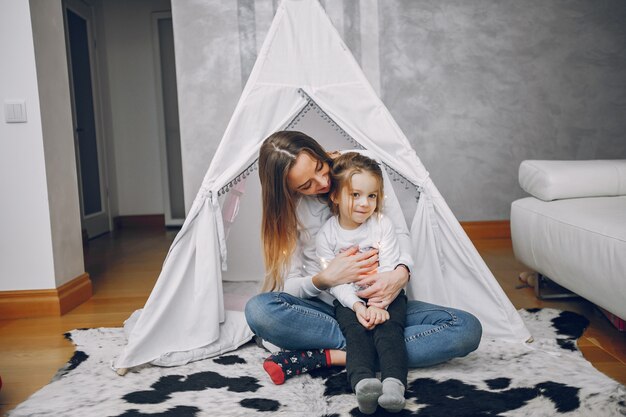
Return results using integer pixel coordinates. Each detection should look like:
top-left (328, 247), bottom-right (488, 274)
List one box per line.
top-left (328, 152), bottom-right (384, 216)
top-left (258, 131), bottom-right (332, 292)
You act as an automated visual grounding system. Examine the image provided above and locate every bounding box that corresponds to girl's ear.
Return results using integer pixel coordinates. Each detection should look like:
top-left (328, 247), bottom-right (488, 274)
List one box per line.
top-left (330, 191), bottom-right (338, 205)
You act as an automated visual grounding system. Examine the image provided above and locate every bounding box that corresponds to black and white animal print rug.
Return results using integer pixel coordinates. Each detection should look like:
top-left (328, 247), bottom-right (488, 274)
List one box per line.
top-left (8, 309), bottom-right (625, 417)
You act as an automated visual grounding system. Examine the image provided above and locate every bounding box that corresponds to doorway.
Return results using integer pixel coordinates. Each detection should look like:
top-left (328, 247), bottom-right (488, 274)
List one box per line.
top-left (63, 0), bottom-right (110, 239)
top-left (153, 12), bottom-right (185, 226)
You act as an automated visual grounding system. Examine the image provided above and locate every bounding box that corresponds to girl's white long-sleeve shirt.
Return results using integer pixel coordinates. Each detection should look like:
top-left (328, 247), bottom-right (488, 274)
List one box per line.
top-left (282, 171), bottom-right (413, 306)
top-left (316, 214), bottom-right (401, 309)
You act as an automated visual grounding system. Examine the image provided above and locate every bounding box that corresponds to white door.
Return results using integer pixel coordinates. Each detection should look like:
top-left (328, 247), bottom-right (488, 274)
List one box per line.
top-left (64, 0), bottom-right (110, 238)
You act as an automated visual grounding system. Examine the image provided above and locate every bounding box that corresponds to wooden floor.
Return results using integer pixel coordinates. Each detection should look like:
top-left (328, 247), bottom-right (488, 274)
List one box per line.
top-left (1, 229), bottom-right (625, 414)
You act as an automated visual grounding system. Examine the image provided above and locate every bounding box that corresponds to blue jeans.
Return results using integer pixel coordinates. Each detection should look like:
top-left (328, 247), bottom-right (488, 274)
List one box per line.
top-left (245, 292), bottom-right (482, 368)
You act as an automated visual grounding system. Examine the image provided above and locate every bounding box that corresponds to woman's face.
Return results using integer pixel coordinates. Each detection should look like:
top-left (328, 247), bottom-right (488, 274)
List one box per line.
top-left (286, 152), bottom-right (331, 196)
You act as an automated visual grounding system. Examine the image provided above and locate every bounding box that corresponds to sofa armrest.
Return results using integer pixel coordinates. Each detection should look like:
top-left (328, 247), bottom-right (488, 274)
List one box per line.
top-left (519, 159), bottom-right (626, 201)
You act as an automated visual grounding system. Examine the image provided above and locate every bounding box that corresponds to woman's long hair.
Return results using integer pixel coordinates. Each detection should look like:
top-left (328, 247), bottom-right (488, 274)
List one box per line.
top-left (258, 131), bottom-right (332, 291)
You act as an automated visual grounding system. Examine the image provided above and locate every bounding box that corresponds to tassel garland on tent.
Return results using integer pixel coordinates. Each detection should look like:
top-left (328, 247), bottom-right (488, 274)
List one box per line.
top-left (218, 161), bottom-right (258, 197)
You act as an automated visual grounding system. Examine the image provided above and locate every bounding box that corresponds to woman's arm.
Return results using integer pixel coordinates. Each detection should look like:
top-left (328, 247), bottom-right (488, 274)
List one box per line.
top-left (356, 265), bottom-right (409, 309)
top-left (312, 247), bottom-right (378, 290)
top-left (356, 216), bottom-right (409, 308)
top-left (282, 245), bottom-right (321, 298)
top-left (283, 239), bottom-right (378, 297)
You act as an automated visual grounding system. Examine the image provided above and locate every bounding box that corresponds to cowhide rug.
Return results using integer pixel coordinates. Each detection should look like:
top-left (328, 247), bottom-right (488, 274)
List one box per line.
top-left (7, 309), bottom-right (626, 417)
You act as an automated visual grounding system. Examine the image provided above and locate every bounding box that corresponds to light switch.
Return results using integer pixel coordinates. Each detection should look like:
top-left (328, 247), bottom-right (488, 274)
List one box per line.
top-left (4, 101), bottom-right (27, 123)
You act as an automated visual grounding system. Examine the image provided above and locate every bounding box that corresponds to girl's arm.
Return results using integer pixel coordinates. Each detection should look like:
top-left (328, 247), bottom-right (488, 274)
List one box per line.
top-left (375, 216), bottom-right (402, 273)
top-left (329, 283), bottom-right (364, 310)
top-left (380, 173), bottom-right (413, 272)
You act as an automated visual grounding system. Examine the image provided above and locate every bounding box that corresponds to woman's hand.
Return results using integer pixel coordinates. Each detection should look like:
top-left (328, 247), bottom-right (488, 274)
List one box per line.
top-left (312, 247), bottom-right (378, 290)
top-left (355, 266), bottom-right (409, 309)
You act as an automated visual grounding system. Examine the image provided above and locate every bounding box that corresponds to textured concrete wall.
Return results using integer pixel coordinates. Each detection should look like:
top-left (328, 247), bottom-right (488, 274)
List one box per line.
top-left (30, 0), bottom-right (85, 286)
top-left (380, 1), bottom-right (626, 219)
top-left (172, 0), bottom-right (243, 210)
top-left (173, 0), bottom-right (626, 220)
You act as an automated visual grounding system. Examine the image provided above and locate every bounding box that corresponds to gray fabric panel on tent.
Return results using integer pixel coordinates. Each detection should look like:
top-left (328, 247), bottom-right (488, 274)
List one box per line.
top-left (220, 94), bottom-right (419, 283)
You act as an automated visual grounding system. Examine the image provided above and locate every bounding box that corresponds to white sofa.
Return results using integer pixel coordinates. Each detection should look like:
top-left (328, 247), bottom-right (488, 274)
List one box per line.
top-left (511, 160), bottom-right (626, 321)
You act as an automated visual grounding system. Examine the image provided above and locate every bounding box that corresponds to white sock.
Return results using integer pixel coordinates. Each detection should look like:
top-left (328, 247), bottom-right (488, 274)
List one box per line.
top-left (378, 377), bottom-right (405, 413)
top-left (354, 378), bottom-right (383, 415)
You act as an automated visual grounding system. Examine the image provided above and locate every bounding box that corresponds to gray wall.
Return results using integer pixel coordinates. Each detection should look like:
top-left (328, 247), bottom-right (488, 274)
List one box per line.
top-left (381, 1), bottom-right (626, 220)
top-left (30, 0), bottom-right (85, 286)
top-left (172, 0), bottom-right (243, 211)
top-left (173, 0), bottom-right (626, 221)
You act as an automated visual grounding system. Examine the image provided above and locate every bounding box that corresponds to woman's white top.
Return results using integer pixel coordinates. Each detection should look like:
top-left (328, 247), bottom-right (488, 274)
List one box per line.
top-left (316, 214), bottom-right (401, 309)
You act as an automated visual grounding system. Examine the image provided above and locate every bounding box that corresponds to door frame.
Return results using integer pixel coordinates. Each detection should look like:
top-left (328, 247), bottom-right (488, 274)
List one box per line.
top-left (63, 0), bottom-right (111, 238)
top-left (152, 11), bottom-right (185, 226)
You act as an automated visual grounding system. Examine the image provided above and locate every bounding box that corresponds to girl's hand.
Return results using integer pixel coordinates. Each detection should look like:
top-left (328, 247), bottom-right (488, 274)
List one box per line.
top-left (354, 302), bottom-right (374, 329)
top-left (355, 267), bottom-right (409, 309)
top-left (355, 304), bottom-right (389, 329)
top-left (313, 247), bottom-right (378, 290)
top-left (365, 306), bottom-right (389, 327)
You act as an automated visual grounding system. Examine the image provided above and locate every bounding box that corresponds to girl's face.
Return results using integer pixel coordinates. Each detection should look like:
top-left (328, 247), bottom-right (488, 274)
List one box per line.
top-left (333, 171), bottom-right (380, 230)
top-left (287, 152), bottom-right (331, 196)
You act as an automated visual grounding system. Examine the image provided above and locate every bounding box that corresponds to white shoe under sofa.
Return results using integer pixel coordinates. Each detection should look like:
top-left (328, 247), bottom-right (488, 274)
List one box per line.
top-left (511, 159), bottom-right (626, 322)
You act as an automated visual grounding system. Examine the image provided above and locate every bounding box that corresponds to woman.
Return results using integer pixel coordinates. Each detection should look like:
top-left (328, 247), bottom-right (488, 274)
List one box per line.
top-left (245, 131), bottom-right (482, 384)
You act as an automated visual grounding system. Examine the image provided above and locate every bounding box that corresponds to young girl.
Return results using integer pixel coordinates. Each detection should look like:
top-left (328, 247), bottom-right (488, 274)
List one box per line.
top-left (316, 152), bottom-right (407, 414)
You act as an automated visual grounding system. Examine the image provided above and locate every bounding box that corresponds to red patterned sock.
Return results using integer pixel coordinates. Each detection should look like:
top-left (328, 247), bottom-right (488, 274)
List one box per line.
top-left (263, 349), bottom-right (331, 385)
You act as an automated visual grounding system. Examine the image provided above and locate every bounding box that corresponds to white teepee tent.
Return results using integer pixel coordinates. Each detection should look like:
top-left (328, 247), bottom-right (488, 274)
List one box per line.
top-left (114, 0), bottom-right (530, 370)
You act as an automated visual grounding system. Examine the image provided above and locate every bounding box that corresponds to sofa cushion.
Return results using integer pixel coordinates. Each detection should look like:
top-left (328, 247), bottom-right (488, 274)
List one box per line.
top-left (511, 195), bottom-right (626, 319)
top-left (519, 160), bottom-right (626, 201)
